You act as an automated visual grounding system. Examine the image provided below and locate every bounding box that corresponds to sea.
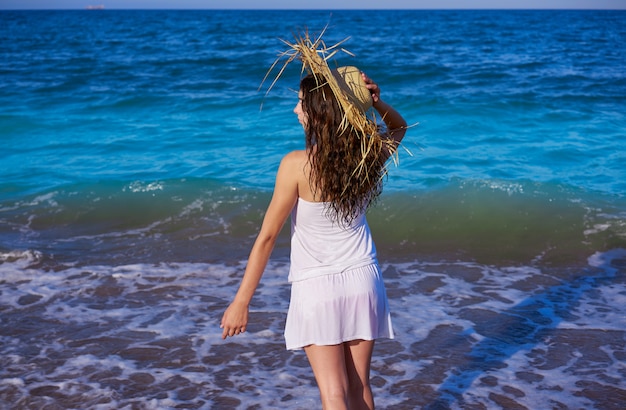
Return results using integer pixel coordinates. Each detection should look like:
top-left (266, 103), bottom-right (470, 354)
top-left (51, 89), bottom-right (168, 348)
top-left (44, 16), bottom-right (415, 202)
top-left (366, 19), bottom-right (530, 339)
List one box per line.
top-left (1, 8), bottom-right (625, 410)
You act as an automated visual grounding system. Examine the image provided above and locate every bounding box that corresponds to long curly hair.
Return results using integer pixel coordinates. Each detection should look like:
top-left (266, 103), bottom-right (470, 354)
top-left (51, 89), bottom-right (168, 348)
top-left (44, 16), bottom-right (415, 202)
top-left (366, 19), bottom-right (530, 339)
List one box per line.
top-left (300, 74), bottom-right (387, 224)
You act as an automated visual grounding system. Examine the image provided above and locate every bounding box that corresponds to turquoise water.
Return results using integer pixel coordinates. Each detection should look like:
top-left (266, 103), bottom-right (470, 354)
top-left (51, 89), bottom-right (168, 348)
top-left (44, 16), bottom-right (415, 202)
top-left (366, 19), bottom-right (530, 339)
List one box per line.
top-left (2, 10), bottom-right (625, 266)
top-left (1, 10), bottom-right (626, 409)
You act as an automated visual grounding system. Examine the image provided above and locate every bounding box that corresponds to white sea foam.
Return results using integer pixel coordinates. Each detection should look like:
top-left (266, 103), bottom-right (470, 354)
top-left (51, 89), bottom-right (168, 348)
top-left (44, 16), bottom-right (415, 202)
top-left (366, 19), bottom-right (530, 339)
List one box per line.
top-left (124, 181), bottom-right (164, 193)
top-left (1, 249), bottom-right (625, 409)
top-left (0, 250), bottom-right (43, 266)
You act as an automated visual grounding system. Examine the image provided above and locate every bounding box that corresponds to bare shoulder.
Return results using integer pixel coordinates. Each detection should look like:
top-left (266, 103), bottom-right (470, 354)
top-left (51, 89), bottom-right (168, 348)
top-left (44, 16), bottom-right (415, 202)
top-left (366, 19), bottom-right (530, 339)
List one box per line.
top-left (283, 149), bottom-right (307, 161)
top-left (278, 150), bottom-right (312, 199)
top-left (280, 150), bottom-right (308, 169)
top-left (275, 150), bottom-right (308, 183)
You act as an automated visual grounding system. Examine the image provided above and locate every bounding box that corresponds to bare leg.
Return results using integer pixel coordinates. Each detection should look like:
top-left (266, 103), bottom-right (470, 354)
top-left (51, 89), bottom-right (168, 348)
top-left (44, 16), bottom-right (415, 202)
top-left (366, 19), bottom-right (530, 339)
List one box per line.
top-left (304, 343), bottom-right (349, 410)
top-left (304, 340), bottom-right (376, 410)
top-left (344, 339), bottom-right (375, 410)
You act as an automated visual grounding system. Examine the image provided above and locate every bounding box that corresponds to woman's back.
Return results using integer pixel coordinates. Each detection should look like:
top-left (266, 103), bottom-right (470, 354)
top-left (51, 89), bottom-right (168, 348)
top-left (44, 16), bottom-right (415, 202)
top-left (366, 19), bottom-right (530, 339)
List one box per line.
top-left (289, 197), bottom-right (376, 282)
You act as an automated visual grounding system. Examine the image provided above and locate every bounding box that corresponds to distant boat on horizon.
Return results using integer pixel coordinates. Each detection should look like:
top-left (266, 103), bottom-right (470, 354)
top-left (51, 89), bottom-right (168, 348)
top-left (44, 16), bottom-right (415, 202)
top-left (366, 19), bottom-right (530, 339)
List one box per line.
top-left (85, 5), bottom-right (105, 10)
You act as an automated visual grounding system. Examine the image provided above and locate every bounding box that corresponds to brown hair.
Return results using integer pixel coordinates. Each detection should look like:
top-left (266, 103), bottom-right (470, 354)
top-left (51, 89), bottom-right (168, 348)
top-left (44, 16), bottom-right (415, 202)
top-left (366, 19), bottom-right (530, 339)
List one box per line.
top-left (300, 74), bottom-right (387, 224)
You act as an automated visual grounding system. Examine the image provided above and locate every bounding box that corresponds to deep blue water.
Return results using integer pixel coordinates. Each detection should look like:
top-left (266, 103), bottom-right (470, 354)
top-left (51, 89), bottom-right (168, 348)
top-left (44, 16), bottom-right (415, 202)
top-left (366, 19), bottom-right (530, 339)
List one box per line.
top-left (1, 9), bottom-right (625, 265)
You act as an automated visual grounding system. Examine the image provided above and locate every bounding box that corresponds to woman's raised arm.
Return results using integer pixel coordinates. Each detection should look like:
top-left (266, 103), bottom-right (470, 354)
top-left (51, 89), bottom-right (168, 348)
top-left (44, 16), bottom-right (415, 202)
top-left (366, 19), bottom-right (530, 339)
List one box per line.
top-left (362, 72), bottom-right (407, 149)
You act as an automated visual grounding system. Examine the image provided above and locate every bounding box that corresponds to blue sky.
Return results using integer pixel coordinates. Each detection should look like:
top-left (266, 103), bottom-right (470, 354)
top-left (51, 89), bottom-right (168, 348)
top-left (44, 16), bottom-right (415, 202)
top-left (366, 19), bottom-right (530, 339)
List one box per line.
top-left (2, 0), bottom-right (625, 9)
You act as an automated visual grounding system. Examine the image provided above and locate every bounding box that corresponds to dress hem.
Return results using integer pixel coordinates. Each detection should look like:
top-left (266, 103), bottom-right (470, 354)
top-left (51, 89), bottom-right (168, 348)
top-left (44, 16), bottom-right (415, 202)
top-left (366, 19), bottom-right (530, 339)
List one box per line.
top-left (286, 333), bottom-right (395, 351)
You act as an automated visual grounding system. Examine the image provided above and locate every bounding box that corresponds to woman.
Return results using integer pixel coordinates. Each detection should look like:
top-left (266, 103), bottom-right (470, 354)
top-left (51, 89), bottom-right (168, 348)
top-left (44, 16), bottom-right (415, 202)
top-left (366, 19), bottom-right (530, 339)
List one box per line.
top-left (221, 66), bottom-right (407, 409)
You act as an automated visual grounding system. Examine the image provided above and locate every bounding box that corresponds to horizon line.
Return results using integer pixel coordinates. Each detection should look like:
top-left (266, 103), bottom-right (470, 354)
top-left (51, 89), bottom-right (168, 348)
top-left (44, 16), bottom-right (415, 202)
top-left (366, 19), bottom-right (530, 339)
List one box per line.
top-left (2, 7), bottom-right (625, 10)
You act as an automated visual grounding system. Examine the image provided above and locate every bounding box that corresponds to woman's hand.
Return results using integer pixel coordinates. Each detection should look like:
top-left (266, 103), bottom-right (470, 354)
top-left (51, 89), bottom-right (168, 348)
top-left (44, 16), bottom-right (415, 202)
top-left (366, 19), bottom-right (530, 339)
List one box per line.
top-left (220, 301), bottom-right (249, 339)
top-left (361, 71), bottom-right (407, 148)
top-left (362, 72), bottom-right (381, 104)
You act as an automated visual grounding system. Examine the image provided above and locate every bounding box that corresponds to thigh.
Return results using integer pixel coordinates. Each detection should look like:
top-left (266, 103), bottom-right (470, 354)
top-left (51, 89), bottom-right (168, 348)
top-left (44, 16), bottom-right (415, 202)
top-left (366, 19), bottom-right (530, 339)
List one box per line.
top-left (344, 339), bottom-right (375, 387)
top-left (304, 344), bottom-right (349, 395)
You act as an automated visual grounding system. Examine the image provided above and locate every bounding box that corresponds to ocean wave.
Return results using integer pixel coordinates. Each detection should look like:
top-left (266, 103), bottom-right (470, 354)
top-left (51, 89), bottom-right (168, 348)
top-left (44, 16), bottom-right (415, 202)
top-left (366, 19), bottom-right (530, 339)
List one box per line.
top-left (1, 178), bottom-right (625, 267)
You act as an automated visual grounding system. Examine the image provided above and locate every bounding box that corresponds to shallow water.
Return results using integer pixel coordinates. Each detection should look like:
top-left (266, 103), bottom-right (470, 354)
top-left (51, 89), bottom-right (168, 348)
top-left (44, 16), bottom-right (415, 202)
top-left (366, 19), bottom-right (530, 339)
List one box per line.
top-left (1, 249), bottom-right (625, 409)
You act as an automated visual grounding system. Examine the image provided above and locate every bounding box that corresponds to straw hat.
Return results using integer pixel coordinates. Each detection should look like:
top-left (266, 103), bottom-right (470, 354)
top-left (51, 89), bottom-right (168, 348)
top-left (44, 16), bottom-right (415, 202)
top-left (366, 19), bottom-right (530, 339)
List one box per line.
top-left (261, 28), bottom-right (398, 177)
top-left (332, 66), bottom-right (373, 113)
top-left (260, 28), bottom-right (377, 129)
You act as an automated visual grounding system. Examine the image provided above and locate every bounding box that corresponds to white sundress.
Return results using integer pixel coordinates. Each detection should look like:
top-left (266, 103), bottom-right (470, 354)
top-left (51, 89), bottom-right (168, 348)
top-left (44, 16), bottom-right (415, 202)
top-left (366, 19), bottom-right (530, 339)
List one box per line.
top-left (284, 198), bottom-right (394, 350)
